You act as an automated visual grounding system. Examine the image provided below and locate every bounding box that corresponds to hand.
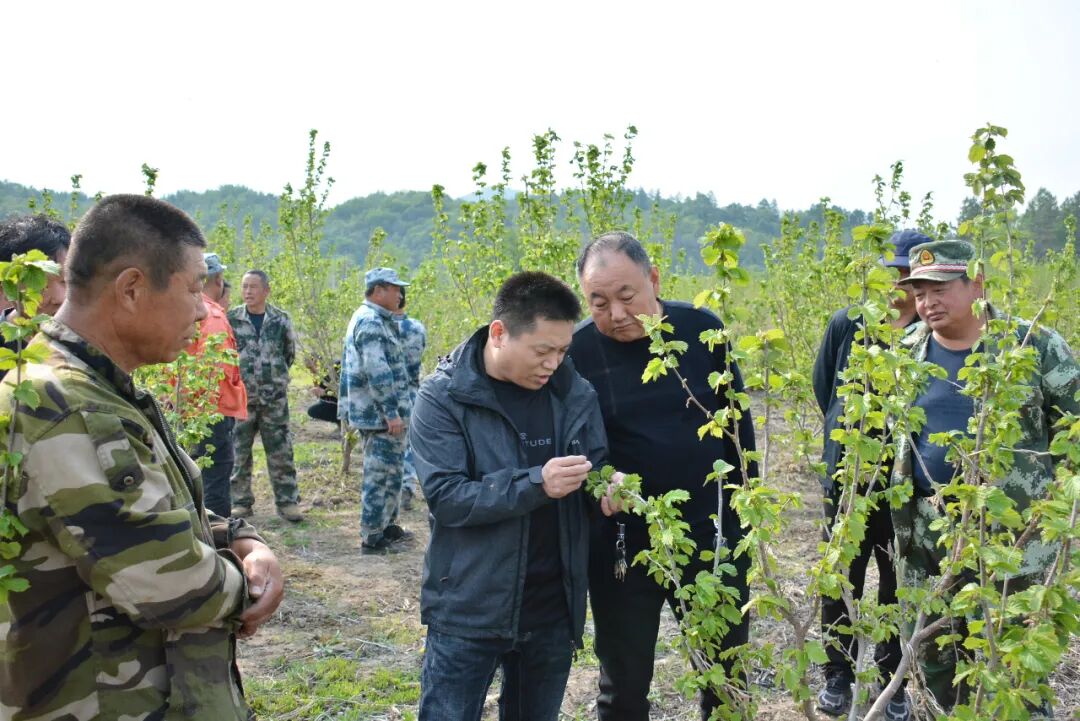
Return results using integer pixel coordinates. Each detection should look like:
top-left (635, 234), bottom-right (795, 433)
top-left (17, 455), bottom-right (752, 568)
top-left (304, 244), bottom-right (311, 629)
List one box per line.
top-left (231, 538), bottom-right (285, 639)
top-left (310, 386), bottom-right (326, 398)
top-left (601, 471), bottom-right (627, 517)
top-left (541, 455), bottom-right (592, 499)
top-left (386, 417), bottom-right (406, 437)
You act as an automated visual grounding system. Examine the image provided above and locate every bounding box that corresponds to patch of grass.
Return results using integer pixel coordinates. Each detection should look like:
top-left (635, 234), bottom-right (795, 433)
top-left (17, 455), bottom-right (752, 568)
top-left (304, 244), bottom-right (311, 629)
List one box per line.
top-left (248, 656), bottom-right (419, 720)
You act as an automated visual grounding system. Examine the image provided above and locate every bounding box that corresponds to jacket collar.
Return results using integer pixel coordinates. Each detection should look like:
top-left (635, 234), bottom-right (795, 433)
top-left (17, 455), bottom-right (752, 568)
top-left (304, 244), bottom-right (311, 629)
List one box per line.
top-left (363, 299), bottom-right (395, 320)
top-left (42, 318), bottom-right (139, 401)
top-left (442, 325), bottom-right (581, 409)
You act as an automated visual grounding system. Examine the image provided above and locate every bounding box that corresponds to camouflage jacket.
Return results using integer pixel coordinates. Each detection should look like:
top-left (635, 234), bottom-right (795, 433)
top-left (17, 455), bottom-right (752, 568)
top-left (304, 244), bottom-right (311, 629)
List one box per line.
top-left (339, 300), bottom-right (412, 430)
top-left (0, 319), bottom-right (264, 721)
top-left (394, 313), bottom-right (427, 399)
top-left (227, 303), bottom-right (296, 406)
top-left (892, 306), bottom-right (1080, 576)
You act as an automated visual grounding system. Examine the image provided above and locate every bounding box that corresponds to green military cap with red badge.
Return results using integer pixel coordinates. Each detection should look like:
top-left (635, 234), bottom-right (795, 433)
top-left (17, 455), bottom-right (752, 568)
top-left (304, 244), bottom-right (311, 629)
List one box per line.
top-left (898, 239), bottom-right (977, 284)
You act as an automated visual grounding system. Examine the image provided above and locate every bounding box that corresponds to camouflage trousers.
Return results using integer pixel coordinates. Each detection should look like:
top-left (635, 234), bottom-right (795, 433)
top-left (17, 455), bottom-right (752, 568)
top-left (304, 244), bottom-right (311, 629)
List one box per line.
top-left (231, 398), bottom-right (299, 508)
top-left (360, 429), bottom-right (406, 544)
top-left (892, 495), bottom-right (1045, 711)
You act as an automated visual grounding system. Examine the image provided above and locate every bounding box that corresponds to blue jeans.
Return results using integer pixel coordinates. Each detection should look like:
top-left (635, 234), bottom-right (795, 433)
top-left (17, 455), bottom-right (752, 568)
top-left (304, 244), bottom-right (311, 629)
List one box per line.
top-left (418, 623), bottom-right (573, 721)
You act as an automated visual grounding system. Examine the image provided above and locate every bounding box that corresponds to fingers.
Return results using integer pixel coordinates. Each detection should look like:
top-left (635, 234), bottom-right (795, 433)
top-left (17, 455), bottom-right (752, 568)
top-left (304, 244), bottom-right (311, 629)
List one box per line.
top-left (541, 456), bottom-right (593, 498)
top-left (238, 577), bottom-right (278, 638)
top-left (236, 546), bottom-right (285, 639)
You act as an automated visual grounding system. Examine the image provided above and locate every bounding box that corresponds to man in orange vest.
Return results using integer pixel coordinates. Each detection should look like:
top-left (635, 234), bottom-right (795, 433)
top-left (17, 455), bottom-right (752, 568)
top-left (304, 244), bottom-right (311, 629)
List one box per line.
top-left (188, 252), bottom-right (248, 517)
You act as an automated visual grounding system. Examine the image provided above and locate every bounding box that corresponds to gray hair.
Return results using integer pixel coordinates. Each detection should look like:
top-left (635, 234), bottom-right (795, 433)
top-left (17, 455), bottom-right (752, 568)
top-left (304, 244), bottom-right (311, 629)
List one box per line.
top-left (576, 231), bottom-right (652, 277)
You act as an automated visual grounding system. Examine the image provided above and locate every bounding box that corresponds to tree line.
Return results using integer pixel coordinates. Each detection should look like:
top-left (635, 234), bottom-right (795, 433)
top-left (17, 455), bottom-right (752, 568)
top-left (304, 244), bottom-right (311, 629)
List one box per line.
top-left (8, 177), bottom-right (1075, 270)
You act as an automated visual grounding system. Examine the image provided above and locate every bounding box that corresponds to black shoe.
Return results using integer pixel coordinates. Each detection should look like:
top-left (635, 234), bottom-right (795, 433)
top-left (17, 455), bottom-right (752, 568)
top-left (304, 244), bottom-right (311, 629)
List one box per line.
top-left (817, 674), bottom-right (853, 717)
top-left (361, 537), bottom-right (402, 555)
top-left (383, 524), bottom-right (413, 543)
top-left (884, 687), bottom-right (911, 721)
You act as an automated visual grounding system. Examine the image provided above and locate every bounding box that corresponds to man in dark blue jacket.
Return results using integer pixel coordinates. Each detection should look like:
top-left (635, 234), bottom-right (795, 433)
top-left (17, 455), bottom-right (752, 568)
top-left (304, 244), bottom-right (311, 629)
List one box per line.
top-left (410, 271), bottom-right (612, 721)
top-left (811, 229), bottom-right (923, 721)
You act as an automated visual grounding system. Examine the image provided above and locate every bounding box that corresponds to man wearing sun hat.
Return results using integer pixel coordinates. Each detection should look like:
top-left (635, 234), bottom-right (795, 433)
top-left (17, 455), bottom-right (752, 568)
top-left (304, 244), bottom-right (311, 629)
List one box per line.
top-left (186, 252), bottom-right (248, 518)
top-left (891, 238), bottom-right (1080, 712)
top-left (811, 229), bottom-right (924, 720)
top-left (340, 267), bottom-right (415, 553)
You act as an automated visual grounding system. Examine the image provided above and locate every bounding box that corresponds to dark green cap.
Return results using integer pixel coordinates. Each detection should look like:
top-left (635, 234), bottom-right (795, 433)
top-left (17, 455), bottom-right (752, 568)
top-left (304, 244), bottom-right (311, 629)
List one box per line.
top-left (898, 239), bottom-right (976, 284)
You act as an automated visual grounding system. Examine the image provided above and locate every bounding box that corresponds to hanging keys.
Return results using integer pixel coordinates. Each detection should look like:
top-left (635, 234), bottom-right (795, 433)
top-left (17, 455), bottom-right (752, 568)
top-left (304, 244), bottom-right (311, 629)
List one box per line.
top-left (614, 522), bottom-right (627, 581)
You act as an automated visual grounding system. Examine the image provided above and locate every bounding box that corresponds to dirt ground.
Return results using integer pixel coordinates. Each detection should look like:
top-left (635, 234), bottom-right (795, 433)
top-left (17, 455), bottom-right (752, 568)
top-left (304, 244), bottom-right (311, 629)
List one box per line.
top-left (235, 396), bottom-right (1079, 720)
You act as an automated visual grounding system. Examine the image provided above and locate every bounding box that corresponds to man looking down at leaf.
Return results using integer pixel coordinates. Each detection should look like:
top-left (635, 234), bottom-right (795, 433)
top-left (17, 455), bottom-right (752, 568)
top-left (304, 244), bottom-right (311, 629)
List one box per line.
top-left (410, 271), bottom-right (612, 721)
top-left (568, 231), bottom-right (757, 721)
top-left (0, 194), bottom-right (283, 720)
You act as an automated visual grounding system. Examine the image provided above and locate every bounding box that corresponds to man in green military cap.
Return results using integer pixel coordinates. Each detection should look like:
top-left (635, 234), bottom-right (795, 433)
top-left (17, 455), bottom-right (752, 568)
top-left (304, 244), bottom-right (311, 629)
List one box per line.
top-left (891, 238), bottom-right (1080, 712)
top-left (0, 194), bottom-right (284, 719)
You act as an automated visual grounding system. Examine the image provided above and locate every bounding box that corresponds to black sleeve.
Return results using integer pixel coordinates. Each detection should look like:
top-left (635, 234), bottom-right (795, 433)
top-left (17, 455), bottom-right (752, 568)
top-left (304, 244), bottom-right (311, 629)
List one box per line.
top-left (812, 310), bottom-right (845, 417)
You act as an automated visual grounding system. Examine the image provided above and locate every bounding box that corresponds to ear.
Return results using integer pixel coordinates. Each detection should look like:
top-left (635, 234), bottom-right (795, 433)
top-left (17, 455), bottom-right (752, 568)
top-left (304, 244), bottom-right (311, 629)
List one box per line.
top-left (649, 265), bottom-right (660, 295)
top-left (489, 319), bottom-right (507, 347)
top-left (113, 267), bottom-right (149, 313)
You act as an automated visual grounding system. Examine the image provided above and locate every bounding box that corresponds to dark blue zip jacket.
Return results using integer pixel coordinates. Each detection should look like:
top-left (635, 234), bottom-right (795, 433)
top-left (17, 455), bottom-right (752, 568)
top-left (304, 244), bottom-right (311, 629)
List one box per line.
top-left (409, 326), bottom-right (607, 644)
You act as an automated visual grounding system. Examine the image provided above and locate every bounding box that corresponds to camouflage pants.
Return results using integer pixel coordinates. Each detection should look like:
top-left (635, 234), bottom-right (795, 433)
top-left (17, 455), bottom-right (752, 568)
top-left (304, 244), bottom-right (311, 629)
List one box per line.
top-left (403, 444), bottom-right (418, 495)
top-left (892, 495), bottom-right (1046, 711)
top-left (231, 399), bottom-right (299, 508)
top-left (360, 429), bottom-right (406, 543)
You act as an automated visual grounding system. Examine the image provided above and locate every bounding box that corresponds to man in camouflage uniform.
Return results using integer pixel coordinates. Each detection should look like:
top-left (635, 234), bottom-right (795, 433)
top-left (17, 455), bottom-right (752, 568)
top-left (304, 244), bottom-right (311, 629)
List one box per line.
top-left (228, 270), bottom-right (303, 522)
top-left (891, 239), bottom-right (1080, 711)
top-left (0, 194), bottom-right (283, 720)
top-left (339, 267), bottom-right (413, 553)
top-left (394, 294), bottom-right (427, 510)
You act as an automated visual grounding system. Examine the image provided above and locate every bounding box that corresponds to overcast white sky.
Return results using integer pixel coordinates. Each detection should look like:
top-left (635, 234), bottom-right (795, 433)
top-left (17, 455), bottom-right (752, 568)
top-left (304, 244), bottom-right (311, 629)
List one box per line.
top-left (2, 0), bottom-right (1077, 219)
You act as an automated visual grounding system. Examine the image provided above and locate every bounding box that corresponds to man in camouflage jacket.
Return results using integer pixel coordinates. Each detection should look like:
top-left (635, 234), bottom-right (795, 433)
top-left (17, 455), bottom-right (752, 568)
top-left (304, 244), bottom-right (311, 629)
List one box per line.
top-left (228, 270), bottom-right (302, 521)
top-left (0, 195), bottom-right (283, 720)
top-left (339, 268), bottom-right (413, 553)
top-left (394, 301), bottom-right (427, 507)
top-left (891, 239), bottom-right (1080, 711)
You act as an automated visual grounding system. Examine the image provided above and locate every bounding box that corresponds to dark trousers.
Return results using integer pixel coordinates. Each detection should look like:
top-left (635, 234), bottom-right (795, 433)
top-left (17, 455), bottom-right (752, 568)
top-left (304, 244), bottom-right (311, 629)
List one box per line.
top-left (192, 416), bottom-right (236, 518)
top-left (589, 521), bottom-right (751, 721)
top-left (418, 623), bottom-right (573, 721)
top-left (306, 398), bottom-right (340, 425)
top-left (821, 490), bottom-right (900, 681)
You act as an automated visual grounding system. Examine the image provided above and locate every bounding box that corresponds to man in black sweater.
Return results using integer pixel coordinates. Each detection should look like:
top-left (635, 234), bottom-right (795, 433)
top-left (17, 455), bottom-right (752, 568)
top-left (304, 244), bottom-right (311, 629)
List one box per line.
top-left (810, 229), bottom-right (924, 721)
top-left (569, 232), bottom-right (756, 721)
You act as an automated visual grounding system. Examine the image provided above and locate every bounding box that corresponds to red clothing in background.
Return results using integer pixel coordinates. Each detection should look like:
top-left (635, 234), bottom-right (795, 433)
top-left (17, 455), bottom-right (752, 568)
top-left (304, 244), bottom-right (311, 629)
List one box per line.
top-left (188, 294), bottom-right (248, 419)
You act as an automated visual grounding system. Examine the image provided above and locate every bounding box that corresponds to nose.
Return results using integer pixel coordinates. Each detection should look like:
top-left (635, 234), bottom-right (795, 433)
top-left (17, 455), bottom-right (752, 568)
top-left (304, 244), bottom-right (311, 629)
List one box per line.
top-left (609, 302), bottom-right (628, 322)
top-left (194, 294), bottom-right (209, 322)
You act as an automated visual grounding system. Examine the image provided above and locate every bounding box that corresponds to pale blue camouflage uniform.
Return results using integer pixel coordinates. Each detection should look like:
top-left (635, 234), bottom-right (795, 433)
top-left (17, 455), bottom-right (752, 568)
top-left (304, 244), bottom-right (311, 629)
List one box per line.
top-left (0, 319), bottom-right (263, 720)
top-left (340, 299), bottom-right (412, 543)
top-left (395, 313), bottom-right (427, 489)
top-left (227, 303), bottom-right (299, 509)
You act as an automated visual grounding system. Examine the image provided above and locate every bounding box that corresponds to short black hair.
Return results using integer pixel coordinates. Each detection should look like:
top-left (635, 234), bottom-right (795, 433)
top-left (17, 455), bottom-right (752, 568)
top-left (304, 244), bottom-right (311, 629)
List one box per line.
top-left (576, 230), bottom-right (652, 278)
top-left (66, 195), bottom-right (206, 295)
top-left (365, 281), bottom-right (390, 297)
top-left (492, 271), bottom-right (581, 336)
top-left (0, 214), bottom-right (71, 263)
top-left (243, 269), bottom-right (270, 287)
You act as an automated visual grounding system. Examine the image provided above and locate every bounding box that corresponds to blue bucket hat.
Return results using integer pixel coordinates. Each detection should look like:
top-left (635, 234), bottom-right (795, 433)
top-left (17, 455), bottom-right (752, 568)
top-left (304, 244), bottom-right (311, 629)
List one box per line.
top-left (364, 267), bottom-right (410, 288)
top-left (884, 230), bottom-right (933, 269)
top-left (203, 252), bottom-right (227, 276)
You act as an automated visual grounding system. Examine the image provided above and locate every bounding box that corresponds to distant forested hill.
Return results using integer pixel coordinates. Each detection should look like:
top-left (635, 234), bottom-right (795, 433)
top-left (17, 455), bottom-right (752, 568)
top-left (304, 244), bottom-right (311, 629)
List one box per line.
top-left (3, 179), bottom-right (1075, 267)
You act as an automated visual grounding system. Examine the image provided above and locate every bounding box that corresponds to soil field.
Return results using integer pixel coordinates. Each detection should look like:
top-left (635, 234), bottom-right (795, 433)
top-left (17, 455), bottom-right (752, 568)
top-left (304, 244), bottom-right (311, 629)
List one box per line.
top-left (235, 387), bottom-right (1079, 720)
